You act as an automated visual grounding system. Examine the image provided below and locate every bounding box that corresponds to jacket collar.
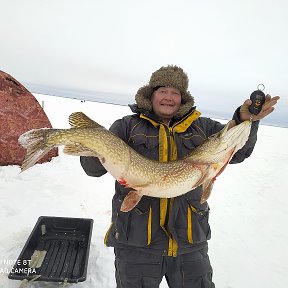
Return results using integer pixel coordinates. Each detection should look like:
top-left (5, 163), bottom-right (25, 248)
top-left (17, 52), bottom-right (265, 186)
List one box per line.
top-left (129, 104), bottom-right (201, 133)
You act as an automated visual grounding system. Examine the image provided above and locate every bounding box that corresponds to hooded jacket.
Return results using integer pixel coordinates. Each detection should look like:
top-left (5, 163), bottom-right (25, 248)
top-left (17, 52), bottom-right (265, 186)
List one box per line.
top-left (80, 105), bottom-right (259, 256)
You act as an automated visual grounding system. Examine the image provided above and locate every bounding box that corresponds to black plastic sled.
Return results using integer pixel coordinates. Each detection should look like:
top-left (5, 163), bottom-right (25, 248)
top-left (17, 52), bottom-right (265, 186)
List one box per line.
top-left (8, 216), bottom-right (93, 283)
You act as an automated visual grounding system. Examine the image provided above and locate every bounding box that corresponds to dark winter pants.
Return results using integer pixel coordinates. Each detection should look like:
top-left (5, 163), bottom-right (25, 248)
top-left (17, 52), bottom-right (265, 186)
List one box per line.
top-left (114, 246), bottom-right (215, 288)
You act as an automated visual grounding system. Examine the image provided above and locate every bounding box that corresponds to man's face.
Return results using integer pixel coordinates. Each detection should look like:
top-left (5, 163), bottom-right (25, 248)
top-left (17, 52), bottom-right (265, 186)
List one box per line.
top-left (151, 87), bottom-right (181, 124)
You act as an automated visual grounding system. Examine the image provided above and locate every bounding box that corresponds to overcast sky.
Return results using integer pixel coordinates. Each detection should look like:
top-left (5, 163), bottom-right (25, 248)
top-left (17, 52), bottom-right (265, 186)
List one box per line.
top-left (0, 0), bottom-right (287, 126)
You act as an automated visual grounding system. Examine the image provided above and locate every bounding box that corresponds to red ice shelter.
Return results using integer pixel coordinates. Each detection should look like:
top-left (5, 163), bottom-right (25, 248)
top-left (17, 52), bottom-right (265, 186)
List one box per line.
top-left (0, 70), bottom-right (58, 166)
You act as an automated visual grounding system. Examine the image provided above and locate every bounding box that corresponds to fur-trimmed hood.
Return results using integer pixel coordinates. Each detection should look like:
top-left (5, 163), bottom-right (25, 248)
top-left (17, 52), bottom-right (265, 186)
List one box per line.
top-left (134, 65), bottom-right (195, 118)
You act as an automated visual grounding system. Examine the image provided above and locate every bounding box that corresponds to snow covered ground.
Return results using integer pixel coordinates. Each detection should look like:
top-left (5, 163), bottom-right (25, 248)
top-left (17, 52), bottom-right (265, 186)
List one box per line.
top-left (0, 94), bottom-right (287, 287)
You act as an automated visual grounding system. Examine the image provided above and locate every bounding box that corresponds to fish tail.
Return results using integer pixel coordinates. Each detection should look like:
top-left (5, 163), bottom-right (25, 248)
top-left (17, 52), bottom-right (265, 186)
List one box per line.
top-left (18, 128), bottom-right (55, 172)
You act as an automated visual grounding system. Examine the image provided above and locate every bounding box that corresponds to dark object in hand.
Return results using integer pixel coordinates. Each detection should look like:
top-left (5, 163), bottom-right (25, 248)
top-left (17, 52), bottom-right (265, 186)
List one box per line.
top-left (249, 90), bottom-right (266, 115)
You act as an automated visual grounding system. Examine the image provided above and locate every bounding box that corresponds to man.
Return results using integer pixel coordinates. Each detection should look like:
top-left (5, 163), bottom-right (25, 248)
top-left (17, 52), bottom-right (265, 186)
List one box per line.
top-left (80, 65), bottom-right (279, 287)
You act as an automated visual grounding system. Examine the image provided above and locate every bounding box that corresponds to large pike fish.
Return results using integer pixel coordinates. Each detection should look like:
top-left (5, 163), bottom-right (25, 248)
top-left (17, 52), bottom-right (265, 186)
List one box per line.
top-left (19, 112), bottom-right (252, 212)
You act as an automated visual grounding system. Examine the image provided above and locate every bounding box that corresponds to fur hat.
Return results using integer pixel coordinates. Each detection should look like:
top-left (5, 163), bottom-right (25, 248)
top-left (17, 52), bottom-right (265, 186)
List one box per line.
top-left (135, 65), bottom-right (195, 118)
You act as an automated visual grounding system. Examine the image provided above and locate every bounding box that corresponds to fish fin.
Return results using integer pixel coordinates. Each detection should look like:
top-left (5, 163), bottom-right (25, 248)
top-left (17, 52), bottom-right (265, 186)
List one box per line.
top-left (63, 144), bottom-right (98, 157)
top-left (68, 112), bottom-right (104, 129)
top-left (200, 180), bottom-right (215, 204)
top-left (120, 191), bottom-right (143, 212)
top-left (18, 128), bottom-right (54, 172)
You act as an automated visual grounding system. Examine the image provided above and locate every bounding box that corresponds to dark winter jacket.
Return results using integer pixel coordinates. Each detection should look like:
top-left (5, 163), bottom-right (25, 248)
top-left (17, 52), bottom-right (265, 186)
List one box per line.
top-left (80, 106), bottom-right (259, 256)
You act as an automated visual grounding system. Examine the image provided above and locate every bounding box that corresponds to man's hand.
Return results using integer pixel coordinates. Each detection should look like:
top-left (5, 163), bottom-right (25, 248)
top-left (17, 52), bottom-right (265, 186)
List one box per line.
top-left (240, 94), bottom-right (280, 121)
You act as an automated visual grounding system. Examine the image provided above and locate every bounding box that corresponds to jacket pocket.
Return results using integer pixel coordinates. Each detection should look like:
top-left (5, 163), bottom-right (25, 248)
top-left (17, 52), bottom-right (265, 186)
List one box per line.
top-left (177, 135), bottom-right (204, 159)
top-left (107, 196), bottom-right (153, 247)
top-left (180, 135), bottom-right (204, 149)
top-left (129, 134), bottom-right (159, 160)
top-left (186, 199), bottom-right (211, 244)
top-left (181, 250), bottom-right (213, 287)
